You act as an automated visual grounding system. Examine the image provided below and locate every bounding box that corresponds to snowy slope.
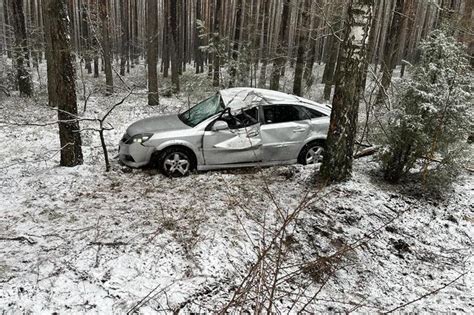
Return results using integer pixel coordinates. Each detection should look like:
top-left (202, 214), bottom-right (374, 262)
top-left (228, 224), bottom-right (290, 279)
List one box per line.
top-left (0, 87), bottom-right (472, 313)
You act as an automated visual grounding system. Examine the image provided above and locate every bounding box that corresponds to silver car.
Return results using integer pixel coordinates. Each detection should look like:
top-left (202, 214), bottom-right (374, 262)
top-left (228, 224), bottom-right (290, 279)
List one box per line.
top-left (118, 88), bottom-right (330, 176)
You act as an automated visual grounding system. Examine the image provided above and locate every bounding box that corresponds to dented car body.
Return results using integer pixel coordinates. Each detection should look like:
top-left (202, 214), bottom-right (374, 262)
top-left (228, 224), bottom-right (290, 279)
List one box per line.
top-left (119, 88), bottom-right (331, 176)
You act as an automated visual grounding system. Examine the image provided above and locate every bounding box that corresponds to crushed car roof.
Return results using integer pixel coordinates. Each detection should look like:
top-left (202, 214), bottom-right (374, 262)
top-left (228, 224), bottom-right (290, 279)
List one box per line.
top-left (219, 88), bottom-right (328, 112)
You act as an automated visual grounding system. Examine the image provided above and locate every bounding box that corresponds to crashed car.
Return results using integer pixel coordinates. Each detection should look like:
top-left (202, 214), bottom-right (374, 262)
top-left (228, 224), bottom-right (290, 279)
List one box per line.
top-left (118, 88), bottom-right (330, 176)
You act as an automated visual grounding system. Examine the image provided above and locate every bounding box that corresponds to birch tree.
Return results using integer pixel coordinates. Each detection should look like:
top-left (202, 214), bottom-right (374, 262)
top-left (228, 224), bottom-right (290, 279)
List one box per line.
top-left (320, 0), bottom-right (373, 183)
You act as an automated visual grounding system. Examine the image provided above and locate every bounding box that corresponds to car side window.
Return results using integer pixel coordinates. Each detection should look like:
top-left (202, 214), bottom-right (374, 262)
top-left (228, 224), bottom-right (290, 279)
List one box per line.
top-left (263, 105), bottom-right (307, 124)
top-left (220, 107), bottom-right (259, 129)
top-left (304, 107), bottom-right (326, 118)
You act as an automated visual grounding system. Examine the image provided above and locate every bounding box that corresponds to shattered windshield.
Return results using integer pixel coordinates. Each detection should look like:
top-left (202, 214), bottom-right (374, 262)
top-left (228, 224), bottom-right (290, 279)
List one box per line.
top-left (178, 94), bottom-right (224, 127)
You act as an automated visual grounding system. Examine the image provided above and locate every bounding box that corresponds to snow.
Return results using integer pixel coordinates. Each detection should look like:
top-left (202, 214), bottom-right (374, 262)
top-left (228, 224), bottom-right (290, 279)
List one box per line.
top-left (0, 63), bottom-right (473, 313)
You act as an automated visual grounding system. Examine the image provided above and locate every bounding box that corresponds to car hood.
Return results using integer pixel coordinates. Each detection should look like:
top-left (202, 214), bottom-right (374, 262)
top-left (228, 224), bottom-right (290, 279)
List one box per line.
top-left (126, 114), bottom-right (190, 136)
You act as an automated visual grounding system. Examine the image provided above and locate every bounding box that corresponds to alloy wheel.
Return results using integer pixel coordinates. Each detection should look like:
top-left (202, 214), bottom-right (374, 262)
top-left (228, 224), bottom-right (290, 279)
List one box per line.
top-left (305, 146), bottom-right (324, 164)
top-left (163, 152), bottom-right (190, 176)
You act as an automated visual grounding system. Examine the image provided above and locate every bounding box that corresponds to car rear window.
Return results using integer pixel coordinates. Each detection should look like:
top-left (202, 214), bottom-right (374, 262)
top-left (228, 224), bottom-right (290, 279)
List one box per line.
top-left (263, 105), bottom-right (308, 124)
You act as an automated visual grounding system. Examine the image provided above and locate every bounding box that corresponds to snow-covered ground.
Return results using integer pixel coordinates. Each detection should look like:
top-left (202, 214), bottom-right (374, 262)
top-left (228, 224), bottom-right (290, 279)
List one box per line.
top-left (0, 63), bottom-right (473, 313)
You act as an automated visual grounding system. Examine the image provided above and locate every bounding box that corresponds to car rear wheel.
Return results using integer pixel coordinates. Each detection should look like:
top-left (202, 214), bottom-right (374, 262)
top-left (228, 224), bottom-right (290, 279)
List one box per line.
top-left (298, 141), bottom-right (325, 165)
top-left (160, 148), bottom-right (193, 177)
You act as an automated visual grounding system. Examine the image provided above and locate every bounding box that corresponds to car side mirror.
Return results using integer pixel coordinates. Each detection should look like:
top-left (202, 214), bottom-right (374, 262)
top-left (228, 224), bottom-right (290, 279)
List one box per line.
top-left (212, 120), bottom-right (229, 131)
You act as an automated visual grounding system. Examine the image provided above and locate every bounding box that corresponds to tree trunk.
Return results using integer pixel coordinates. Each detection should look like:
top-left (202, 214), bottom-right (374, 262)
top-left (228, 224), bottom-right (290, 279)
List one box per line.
top-left (228, 0), bottom-right (242, 87)
top-left (3, 1), bottom-right (12, 58)
top-left (162, 0), bottom-right (170, 78)
top-left (320, 0), bottom-right (373, 183)
top-left (94, 56), bottom-right (99, 78)
top-left (269, 0), bottom-right (290, 91)
top-left (375, 0), bottom-right (405, 105)
top-left (131, 0), bottom-right (139, 65)
top-left (80, 2), bottom-right (92, 74)
top-left (195, 0), bottom-right (204, 74)
top-left (168, 0), bottom-right (180, 92)
top-left (8, 0), bottom-right (33, 96)
top-left (119, 0), bottom-right (129, 76)
top-left (99, 0), bottom-right (113, 95)
top-left (212, 0), bottom-right (222, 87)
top-left (43, 0), bottom-right (83, 167)
top-left (258, 0), bottom-right (271, 88)
top-left (293, 0), bottom-right (310, 96)
top-left (147, 0), bottom-right (159, 105)
top-left (322, 36), bottom-right (339, 101)
top-left (303, 2), bottom-right (319, 91)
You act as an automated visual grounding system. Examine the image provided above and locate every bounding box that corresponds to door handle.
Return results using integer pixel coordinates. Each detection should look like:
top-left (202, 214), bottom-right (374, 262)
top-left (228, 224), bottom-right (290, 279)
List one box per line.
top-left (293, 128), bottom-right (307, 133)
top-left (247, 131), bottom-right (259, 137)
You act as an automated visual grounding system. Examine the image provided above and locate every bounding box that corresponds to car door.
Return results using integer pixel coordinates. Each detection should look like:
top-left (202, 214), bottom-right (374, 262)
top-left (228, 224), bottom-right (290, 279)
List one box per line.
top-left (260, 105), bottom-right (311, 162)
top-left (202, 107), bottom-right (263, 165)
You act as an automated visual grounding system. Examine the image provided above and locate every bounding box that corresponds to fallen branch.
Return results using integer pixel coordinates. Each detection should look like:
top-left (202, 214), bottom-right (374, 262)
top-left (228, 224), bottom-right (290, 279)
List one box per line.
top-left (90, 241), bottom-right (128, 247)
top-left (0, 236), bottom-right (37, 244)
top-left (354, 146), bottom-right (380, 159)
top-left (0, 84), bottom-right (10, 96)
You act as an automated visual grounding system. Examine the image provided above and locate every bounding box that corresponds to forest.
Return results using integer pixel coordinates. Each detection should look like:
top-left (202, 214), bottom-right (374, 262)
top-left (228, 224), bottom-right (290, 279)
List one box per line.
top-left (0, 0), bottom-right (473, 313)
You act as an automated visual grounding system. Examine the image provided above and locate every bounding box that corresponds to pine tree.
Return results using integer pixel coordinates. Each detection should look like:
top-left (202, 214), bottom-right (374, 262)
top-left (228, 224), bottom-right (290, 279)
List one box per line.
top-left (147, 0), bottom-right (159, 105)
top-left (8, 0), bottom-right (33, 96)
top-left (99, 0), bottom-right (113, 95)
top-left (119, 0), bottom-right (129, 76)
top-left (269, 0), bottom-right (290, 91)
top-left (168, 0), bottom-right (180, 92)
top-left (43, 0), bottom-right (83, 167)
top-left (293, 0), bottom-right (310, 96)
top-left (375, 0), bottom-right (406, 105)
top-left (381, 29), bottom-right (473, 184)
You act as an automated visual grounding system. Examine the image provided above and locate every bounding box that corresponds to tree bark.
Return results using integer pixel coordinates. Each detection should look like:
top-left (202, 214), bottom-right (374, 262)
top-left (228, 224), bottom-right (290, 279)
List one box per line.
top-left (147, 0), bottom-right (159, 105)
top-left (131, 0), bottom-right (139, 65)
top-left (119, 0), bottom-right (129, 76)
top-left (320, 0), bottom-right (373, 183)
top-left (375, 0), bottom-right (405, 105)
top-left (80, 2), bottom-right (92, 74)
top-left (3, 1), bottom-right (12, 58)
top-left (322, 36), bottom-right (340, 101)
top-left (269, 0), bottom-right (290, 91)
top-left (293, 0), bottom-right (310, 96)
top-left (258, 0), bottom-right (271, 88)
top-left (99, 0), bottom-right (113, 95)
top-left (43, 0), bottom-right (83, 167)
top-left (94, 56), bottom-right (99, 78)
top-left (212, 0), bottom-right (222, 87)
top-left (303, 1), bottom-right (319, 91)
top-left (195, 0), bottom-right (204, 74)
top-left (228, 0), bottom-right (242, 87)
top-left (168, 0), bottom-right (180, 92)
top-left (8, 0), bottom-right (33, 96)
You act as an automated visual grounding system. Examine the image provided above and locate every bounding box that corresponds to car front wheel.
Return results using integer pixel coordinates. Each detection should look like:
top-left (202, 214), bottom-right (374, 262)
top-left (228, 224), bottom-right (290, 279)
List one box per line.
top-left (160, 148), bottom-right (193, 177)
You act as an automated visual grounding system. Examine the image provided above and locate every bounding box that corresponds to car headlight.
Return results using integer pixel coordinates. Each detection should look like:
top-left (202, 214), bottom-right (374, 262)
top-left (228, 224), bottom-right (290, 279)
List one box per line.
top-left (126, 133), bottom-right (153, 144)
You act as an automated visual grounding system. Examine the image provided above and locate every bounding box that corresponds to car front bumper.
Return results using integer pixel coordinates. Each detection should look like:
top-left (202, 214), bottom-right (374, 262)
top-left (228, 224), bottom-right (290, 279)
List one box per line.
top-left (118, 140), bottom-right (155, 168)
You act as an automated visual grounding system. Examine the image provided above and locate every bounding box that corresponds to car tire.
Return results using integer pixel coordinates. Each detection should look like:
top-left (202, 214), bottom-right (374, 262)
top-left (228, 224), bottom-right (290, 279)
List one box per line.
top-left (159, 147), bottom-right (194, 177)
top-left (298, 141), bottom-right (325, 165)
